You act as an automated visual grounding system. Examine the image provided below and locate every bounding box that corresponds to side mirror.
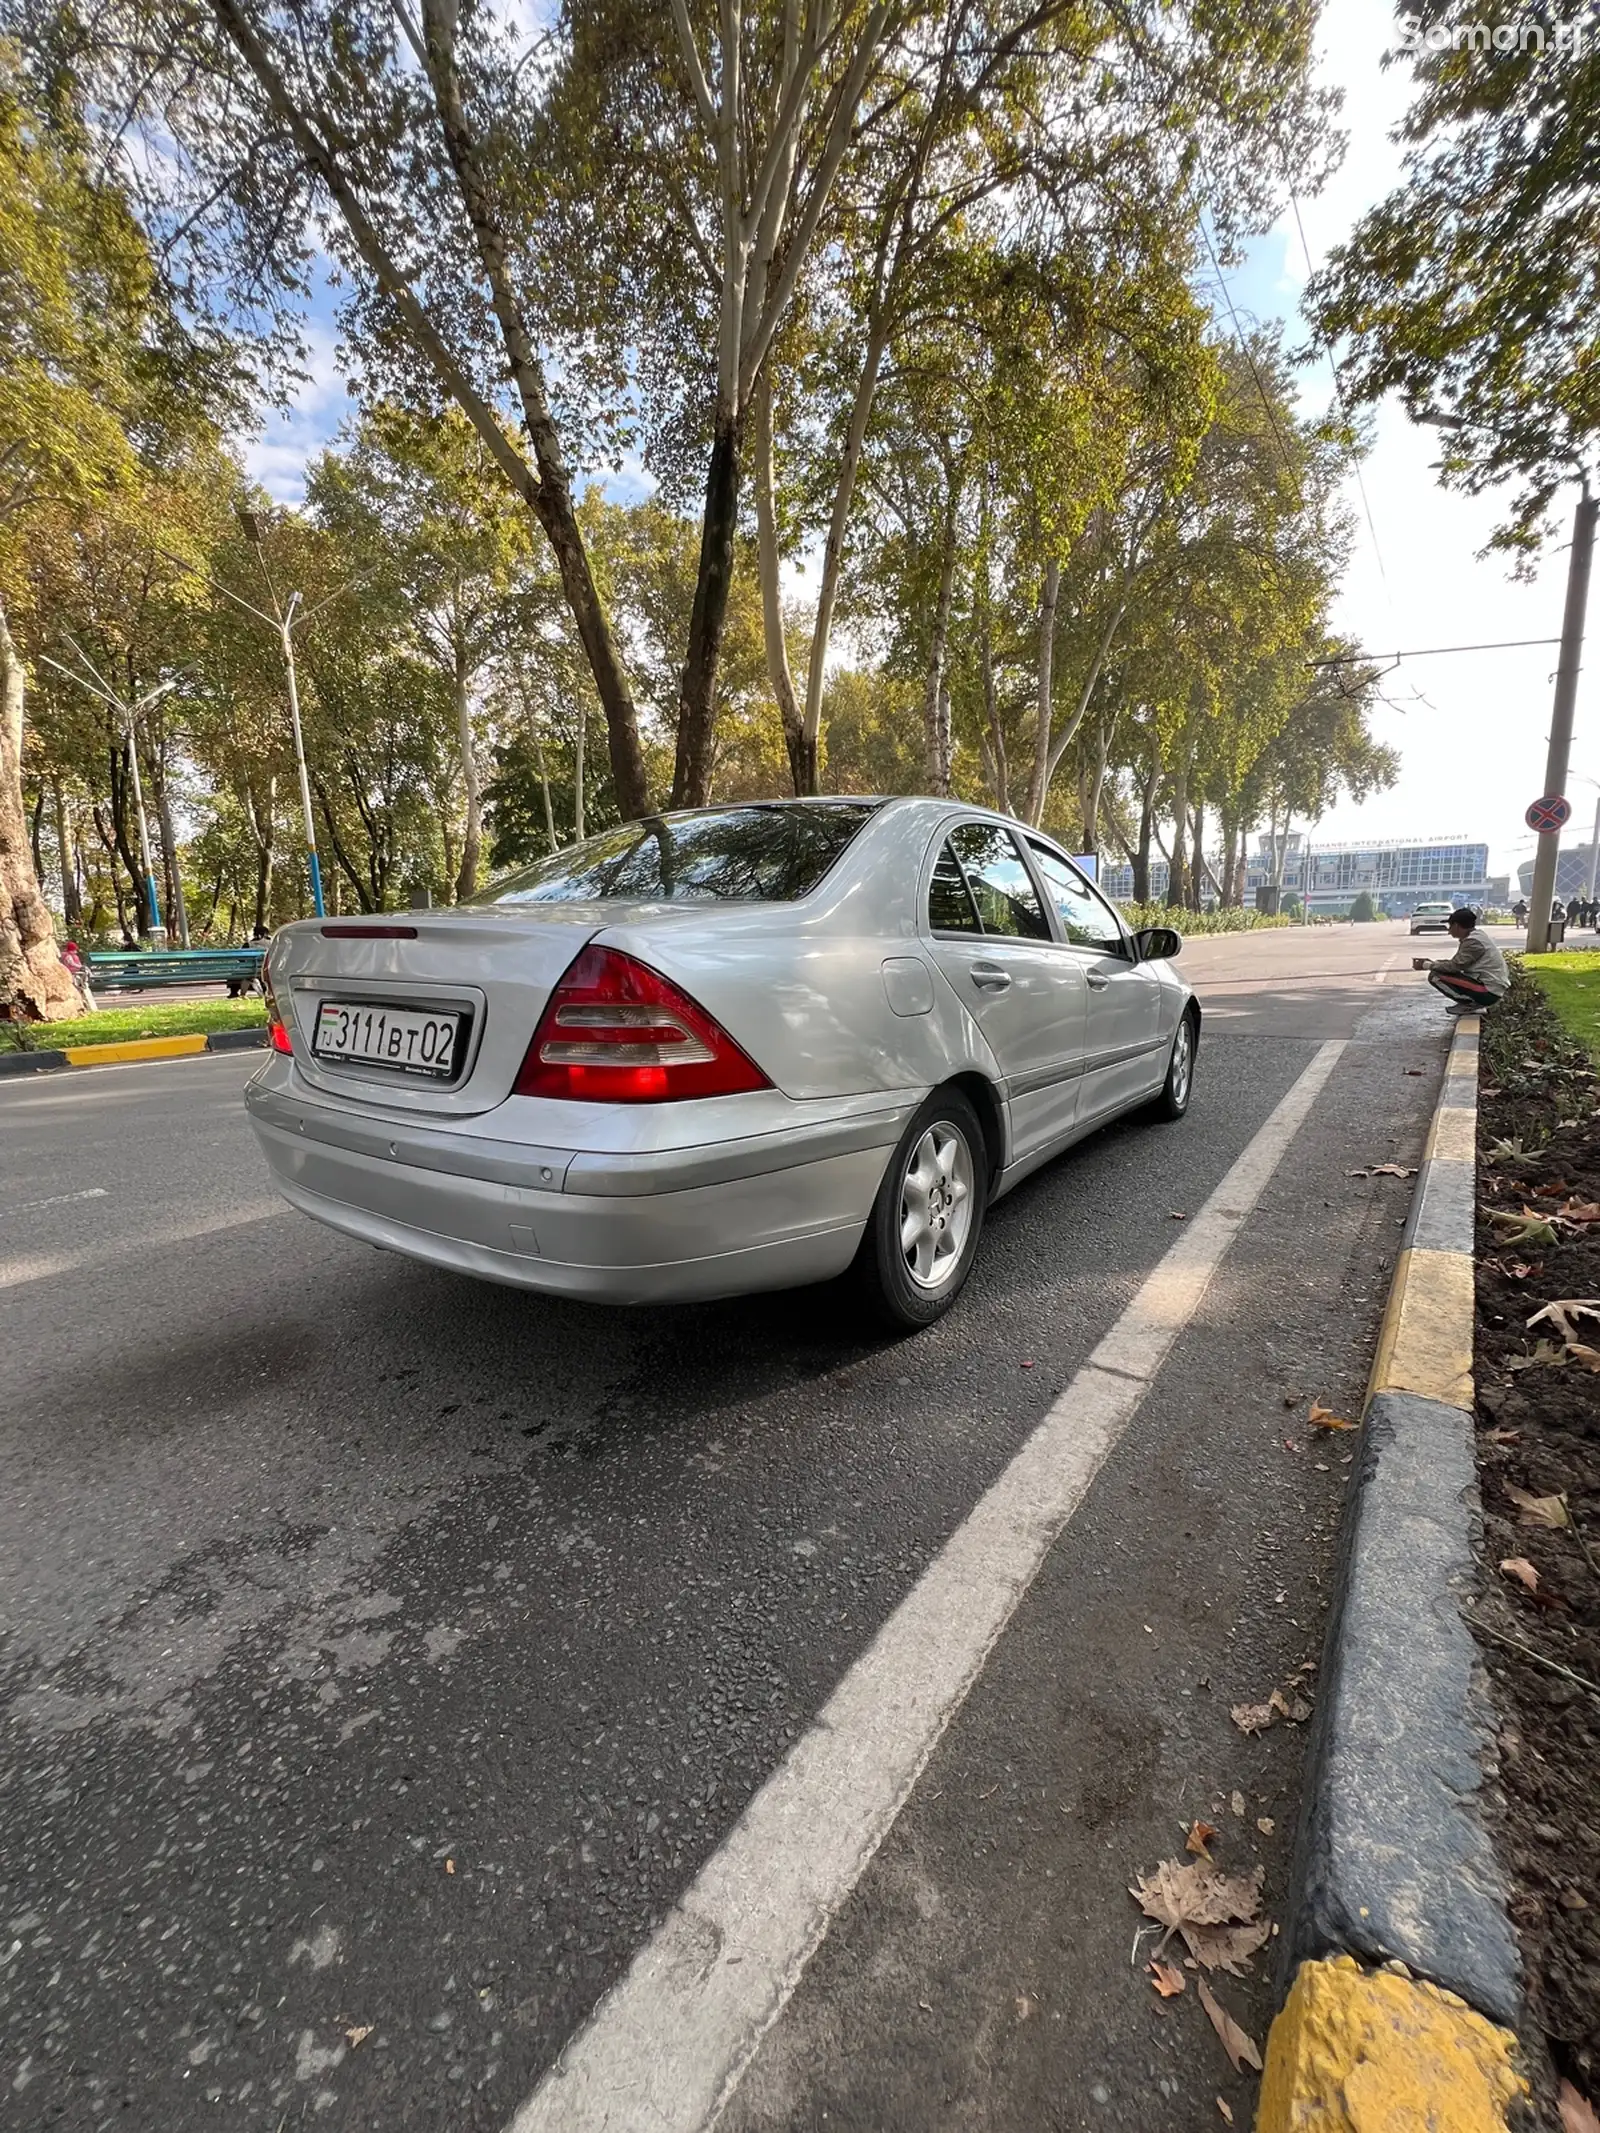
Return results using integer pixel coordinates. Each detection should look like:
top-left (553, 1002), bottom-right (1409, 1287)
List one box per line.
top-left (1135, 926), bottom-right (1183, 962)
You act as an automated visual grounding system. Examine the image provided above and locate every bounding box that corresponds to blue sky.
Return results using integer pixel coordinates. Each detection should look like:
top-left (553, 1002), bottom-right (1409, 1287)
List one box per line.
top-left (244, 1), bottom-right (1596, 882)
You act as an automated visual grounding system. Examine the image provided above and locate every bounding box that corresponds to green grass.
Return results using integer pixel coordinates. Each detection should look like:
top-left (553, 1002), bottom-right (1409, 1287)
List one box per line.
top-left (1522, 949), bottom-right (1600, 1059)
top-left (0, 996), bottom-right (267, 1053)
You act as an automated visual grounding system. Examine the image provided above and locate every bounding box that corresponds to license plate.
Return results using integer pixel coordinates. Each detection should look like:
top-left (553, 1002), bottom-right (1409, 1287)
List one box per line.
top-left (313, 1001), bottom-right (464, 1078)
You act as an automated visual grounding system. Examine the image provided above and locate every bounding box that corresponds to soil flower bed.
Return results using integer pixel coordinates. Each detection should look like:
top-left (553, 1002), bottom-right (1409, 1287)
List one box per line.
top-left (1474, 962), bottom-right (1600, 2114)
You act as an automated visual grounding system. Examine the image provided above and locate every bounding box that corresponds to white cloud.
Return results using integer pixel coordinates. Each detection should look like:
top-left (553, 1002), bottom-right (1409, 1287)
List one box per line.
top-left (241, 320), bottom-right (353, 504)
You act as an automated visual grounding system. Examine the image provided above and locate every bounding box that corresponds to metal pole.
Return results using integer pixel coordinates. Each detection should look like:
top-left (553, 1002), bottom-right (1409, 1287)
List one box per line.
top-left (1527, 486), bottom-right (1597, 952)
top-left (123, 710), bottom-right (164, 940)
top-left (279, 598), bottom-right (325, 918)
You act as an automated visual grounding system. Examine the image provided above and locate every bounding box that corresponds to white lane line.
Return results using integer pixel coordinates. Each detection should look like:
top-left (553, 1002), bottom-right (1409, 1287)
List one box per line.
top-left (509, 1038), bottom-right (1348, 2133)
top-left (0, 1187), bottom-right (110, 1219)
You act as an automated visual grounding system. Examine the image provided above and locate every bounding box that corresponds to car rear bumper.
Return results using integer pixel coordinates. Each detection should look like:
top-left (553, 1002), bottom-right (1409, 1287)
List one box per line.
top-left (245, 1075), bottom-right (913, 1304)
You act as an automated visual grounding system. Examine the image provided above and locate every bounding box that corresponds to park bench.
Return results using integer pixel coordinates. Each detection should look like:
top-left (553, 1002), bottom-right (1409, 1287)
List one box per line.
top-left (85, 947), bottom-right (267, 997)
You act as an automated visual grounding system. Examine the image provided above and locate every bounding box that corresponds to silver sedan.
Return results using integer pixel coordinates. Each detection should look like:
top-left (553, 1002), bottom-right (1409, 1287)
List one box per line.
top-left (246, 797), bottom-right (1198, 1327)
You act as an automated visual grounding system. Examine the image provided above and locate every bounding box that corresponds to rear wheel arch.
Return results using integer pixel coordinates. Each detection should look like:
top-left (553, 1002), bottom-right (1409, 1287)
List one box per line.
top-left (946, 1070), bottom-right (1005, 1186)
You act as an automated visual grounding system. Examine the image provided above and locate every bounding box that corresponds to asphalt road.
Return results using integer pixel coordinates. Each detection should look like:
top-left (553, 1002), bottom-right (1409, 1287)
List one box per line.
top-left (2, 921), bottom-right (1455, 2131)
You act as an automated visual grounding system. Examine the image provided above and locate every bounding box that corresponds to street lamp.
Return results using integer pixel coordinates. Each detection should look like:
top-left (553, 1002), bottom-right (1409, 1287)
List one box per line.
top-left (164, 520), bottom-right (368, 920)
top-left (41, 639), bottom-right (183, 943)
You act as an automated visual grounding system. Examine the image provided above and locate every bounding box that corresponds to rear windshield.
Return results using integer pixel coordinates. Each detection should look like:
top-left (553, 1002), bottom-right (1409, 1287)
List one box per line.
top-left (479, 803), bottom-right (881, 905)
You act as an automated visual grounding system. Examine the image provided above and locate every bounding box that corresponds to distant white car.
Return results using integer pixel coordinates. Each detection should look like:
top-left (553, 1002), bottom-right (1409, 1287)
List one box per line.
top-left (247, 798), bottom-right (1198, 1327)
top-left (1409, 901), bottom-right (1456, 935)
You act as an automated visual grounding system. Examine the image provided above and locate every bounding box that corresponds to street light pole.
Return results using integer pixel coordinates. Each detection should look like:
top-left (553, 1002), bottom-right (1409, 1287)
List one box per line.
top-left (41, 646), bottom-right (181, 943)
top-left (275, 590), bottom-right (325, 918)
top-left (1527, 483), bottom-right (1598, 952)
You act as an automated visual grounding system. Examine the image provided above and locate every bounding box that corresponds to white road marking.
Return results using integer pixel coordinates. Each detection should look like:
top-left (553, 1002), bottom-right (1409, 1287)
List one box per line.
top-left (0, 1187), bottom-right (110, 1219)
top-left (509, 1039), bottom-right (1349, 2133)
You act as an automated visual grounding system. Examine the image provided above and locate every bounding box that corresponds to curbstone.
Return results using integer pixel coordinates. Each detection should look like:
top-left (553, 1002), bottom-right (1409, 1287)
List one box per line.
top-left (1257, 1955), bottom-right (1525, 2133)
top-left (1266, 1013), bottom-right (1527, 2122)
top-left (0, 1028), bottom-right (266, 1077)
top-left (0, 1047), bottom-right (69, 1076)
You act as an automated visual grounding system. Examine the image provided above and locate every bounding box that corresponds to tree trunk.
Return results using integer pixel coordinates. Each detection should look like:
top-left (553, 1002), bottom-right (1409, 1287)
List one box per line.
top-left (53, 780), bottom-right (82, 928)
top-left (672, 413), bottom-right (742, 809)
top-left (573, 695), bottom-right (586, 845)
top-left (802, 317), bottom-right (891, 788)
top-left (753, 375), bottom-right (809, 795)
top-left (107, 744), bottom-right (151, 939)
top-left (1081, 709), bottom-right (1113, 856)
top-left (1133, 765), bottom-right (1158, 905)
top-left (1167, 742), bottom-right (1194, 910)
top-left (151, 763), bottom-right (190, 946)
top-left (0, 603), bottom-right (82, 1021)
top-left (1025, 558), bottom-right (1061, 825)
top-left (453, 655), bottom-right (481, 902)
top-left (921, 507), bottom-right (959, 797)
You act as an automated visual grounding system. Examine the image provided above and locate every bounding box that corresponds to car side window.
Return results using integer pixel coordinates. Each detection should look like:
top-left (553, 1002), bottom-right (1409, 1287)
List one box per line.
top-left (928, 841), bottom-right (982, 934)
top-left (947, 823), bottom-right (1052, 940)
top-left (1029, 843), bottom-right (1127, 956)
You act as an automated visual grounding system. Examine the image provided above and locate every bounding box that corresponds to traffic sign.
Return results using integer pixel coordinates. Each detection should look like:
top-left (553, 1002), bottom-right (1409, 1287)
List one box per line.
top-left (1526, 793), bottom-right (1573, 833)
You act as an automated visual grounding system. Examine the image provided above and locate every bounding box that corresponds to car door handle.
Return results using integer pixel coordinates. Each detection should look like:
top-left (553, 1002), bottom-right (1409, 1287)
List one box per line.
top-left (969, 962), bottom-right (1012, 993)
top-left (1085, 972), bottom-right (1111, 991)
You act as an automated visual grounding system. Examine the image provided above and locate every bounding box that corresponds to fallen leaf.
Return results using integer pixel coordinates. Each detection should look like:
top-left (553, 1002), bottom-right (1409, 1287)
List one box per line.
top-left (345, 2025), bottom-right (373, 2049)
top-left (1507, 1485), bottom-right (1570, 1529)
top-left (1257, 1817), bottom-right (1275, 1835)
top-left (1565, 1341), bottom-right (1600, 1372)
top-left (1129, 1859), bottom-right (1270, 1975)
top-left (1347, 1162), bottom-right (1417, 1178)
top-left (1560, 1889), bottom-right (1589, 1911)
top-left (1527, 1298), bottom-right (1600, 1342)
top-left (1216, 2100), bottom-right (1235, 2126)
top-left (1186, 1820), bottom-right (1218, 1859)
top-left (1309, 1403), bottom-right (1356, 1431)
top-left (1559, 2078), bottom-right (1600, 2133)
top-left (1558, 1200), bottom-right (1600, 1225)
top-left (1268, 1687), bottom-right (1313, 1724)
top-left (1230, 1790), bottom-right (1246, 1818)
top-left (445, 1858), bottom-right (456, 1875)
top-left (1506, 1340), bottom-right (1569, 1373)
top-left (1231, 1700), bottom-right (1276, 1735)
top-left (1197, 1976), bottom-right (1263, 2073)
top-left (1149, 1961), bottom-right (1186, 1998)
top-left (1499, 1557), bottom-right (1540, 1592)
top-left (1487, 1427), bottom-right (1522, 1443)
top-left (1170, 1210), bottom-right (1188, 1220)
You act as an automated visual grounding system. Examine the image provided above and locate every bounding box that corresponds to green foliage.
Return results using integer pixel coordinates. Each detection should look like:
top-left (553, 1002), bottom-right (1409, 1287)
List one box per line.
top-left (1114, 901), bottom-right (1292, 936)
top-left (1523, 950), bottom-right (1600, 1060)
top-left (1349, 889), bottom-right (1380, 922)
top-left (1307, 4), bottom-right (1600, 550)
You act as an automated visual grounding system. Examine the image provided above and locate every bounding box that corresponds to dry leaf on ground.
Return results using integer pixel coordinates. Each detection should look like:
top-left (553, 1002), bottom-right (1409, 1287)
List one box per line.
top-left (1499, 1557), bottom-right (1540, 1592)
top-left (1507, 1340), bottom-right (1569, 1373)
top-left (1231, 1700), bottom-right (1276, 1735)
top-left (1308, 1403), bottom-right (1356, 1431)
top-left (1186, 1820), bottom-right (1218, 1859)
top-left (1269, 1686), bottom-right (1313, 1724)
top-left (1527, 1299), bottom-right (1600, 1342)
top-left (1229, 1790), bottom-right (1245, 1818)
top-left (1257, 1817), bottom-right (1275, 1835)
top-left (1197, 1977), bottom-right (1263, 2073)
top-left (1565, 1341), bottom-right (1600, 1372)
top-left (1216, 2100), bottom-right (1234, 2125)
top-left (1129, 1858), bottom-right (1270, 1975)
top-left (1149, 1961), bottom-right (1186, 1998)
top-left (1559, 2079), bottom-right (1600, 2133)
top-left (1507, 1486), bottom-right (1570, 1529)
top-left (1346, 1162), bottom-right (1417, 1179)
top-left (1557, 1200), bottom-right (1600, 1225)
top-left (345, 2025), bottom-right (373, 2048)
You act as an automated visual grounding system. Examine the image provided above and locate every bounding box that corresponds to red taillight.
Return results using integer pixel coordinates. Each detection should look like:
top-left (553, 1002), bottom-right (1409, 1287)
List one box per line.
top-left (514, 945), bottom-right (770, 1103)
top-left (269, 1019), bottom-right (294, 1055)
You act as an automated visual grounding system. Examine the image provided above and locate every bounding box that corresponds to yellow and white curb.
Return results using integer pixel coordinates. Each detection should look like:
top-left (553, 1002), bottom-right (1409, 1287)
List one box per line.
top-left (1262, 1016), bottom-right (1528, 2129)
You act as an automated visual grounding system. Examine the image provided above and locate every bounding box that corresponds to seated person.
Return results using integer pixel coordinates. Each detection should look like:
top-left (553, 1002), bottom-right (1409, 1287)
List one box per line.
top-left (1415, 907), bottom-right (1509, 1012)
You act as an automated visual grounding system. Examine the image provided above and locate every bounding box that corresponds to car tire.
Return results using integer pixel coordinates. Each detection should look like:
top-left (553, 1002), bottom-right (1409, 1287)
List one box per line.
top-left (1149, 1008), bottom-right (1198, 1122)
top-left (855, 1088), bottom-right (989, 1331)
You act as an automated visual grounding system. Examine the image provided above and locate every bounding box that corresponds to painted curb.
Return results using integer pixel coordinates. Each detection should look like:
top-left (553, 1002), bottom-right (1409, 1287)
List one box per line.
top-left (0, 1028), bottom-right (266, 1075)
top-left (1262, 1014), bottom-right (1526, 2125)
